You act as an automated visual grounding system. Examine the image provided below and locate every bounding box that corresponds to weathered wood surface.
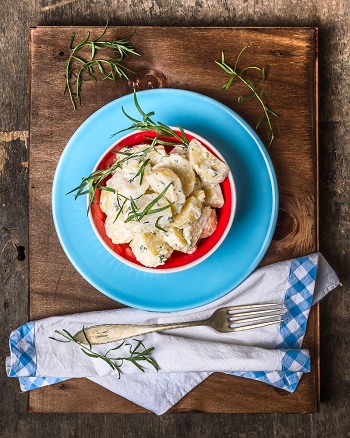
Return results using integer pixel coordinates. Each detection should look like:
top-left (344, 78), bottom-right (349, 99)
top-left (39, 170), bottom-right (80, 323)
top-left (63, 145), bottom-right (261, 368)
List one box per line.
top-left (27, 26), bottom-right (318, 414)
top-left (28, 26), bottom-right (319, 315)
top-left (0, 1), bottom-right (349, 437)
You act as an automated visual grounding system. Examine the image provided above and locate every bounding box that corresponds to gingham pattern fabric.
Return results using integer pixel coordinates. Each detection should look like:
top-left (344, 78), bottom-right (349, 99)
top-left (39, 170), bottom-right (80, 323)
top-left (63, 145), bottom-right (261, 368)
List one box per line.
top-left (18, 376), bottom-right (67, 391)
top-left (7, 321), bottom-right (36, 377)
top-left (5, 321), bottom-right (66, 391)
top-left (7, 255), bottom-right (316, 393)
top-left (229, 256), bottom-right (316, 391)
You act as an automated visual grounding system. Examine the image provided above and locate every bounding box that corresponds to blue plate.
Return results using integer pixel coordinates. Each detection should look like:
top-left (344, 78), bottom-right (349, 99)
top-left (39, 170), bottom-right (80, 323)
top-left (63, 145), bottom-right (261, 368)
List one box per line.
top-left (52, 89), bottom-right (278, 312)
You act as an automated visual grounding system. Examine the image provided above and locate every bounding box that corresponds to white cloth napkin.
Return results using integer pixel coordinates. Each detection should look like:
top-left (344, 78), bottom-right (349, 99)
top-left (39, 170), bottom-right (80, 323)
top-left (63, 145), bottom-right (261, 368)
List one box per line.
top-left (6, 253), bottom-right (340, 414)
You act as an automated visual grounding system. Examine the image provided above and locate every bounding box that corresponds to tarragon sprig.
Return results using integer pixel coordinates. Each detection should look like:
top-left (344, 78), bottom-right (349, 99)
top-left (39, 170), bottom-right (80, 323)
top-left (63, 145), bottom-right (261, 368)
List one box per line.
top-left (215, 46), bottom-right (279, 147)
top-left (111, 90), bottom-right (190, 146)
top-left (49, 328), bottom-right (159, 378)
top-left (68, 94), bottom-right (189, 213)
top-left (67, 138), bottom-right (159, 211)
top-left (66, 155), bottom-right (126, 211)
top-left (124, 183), bottom-right (174, 223)
top-left (65, 23), bottom-right (140, 110)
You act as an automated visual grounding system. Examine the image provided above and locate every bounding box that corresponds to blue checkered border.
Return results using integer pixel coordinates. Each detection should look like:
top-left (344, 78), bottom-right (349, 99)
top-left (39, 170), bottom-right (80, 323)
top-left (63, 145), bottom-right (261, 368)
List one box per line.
top-left (8, 321), bottom-right (36, 377)
top-left (7, 321), bottom-right (66, 391)
top-left (229, 255), bottom-right (317, 392)
top-left (18, 376), bottom-right (67, 392)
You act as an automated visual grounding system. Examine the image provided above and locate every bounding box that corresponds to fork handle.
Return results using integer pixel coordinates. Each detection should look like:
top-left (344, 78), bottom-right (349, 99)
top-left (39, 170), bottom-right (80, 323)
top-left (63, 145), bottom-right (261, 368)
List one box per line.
top-left (74, 320), bottom-right (207, 345)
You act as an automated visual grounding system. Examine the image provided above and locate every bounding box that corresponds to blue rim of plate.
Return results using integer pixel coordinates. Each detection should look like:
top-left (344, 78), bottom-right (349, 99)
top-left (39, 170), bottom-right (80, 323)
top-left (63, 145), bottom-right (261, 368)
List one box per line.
top-left (52, 89), bottom-right (278, 312)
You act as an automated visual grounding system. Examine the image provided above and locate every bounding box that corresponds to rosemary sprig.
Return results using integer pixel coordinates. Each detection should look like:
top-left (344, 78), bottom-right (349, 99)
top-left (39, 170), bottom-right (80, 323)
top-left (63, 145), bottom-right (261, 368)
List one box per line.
top-left (111, 90), bottom-right (190, 146)
top-left (215, 47), bottom-right (279, 147)
top-left (128, 158), bottom-right (150, 184)
top-left (49, 329), bottom-right (159, 378)
top-left (65, 23), bottom-right (140, 110)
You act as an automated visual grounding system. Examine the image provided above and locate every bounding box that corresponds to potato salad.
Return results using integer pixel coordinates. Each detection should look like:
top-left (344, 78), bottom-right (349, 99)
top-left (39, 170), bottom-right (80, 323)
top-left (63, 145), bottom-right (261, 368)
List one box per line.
top-left (100, 138), bottom-right (229, 267)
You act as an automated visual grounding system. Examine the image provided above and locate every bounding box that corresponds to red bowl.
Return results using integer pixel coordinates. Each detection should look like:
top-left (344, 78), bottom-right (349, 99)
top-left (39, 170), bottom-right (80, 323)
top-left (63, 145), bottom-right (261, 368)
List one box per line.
top-left (89, 128), bottom-right (236, 273)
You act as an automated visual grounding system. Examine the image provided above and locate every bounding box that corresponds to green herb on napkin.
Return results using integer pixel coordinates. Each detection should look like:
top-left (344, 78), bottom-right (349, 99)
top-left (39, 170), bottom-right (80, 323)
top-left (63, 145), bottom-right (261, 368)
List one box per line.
top-left (50, 328), bottom-right (159, 378)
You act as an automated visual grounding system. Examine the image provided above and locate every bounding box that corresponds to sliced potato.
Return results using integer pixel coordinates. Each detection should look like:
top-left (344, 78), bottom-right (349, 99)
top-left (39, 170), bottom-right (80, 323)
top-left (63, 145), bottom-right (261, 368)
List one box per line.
top-left (190, 175), bottom-right (202, 195)
top-left (192, 189), bottom-right (206, 204)
top-left (100, 189), bottom-right (117, 216)
top-left (108, 157), bottom-right (150, 198)
top-left (130, 232), bottom-right (173, 267)
top-left (169, 145), bottom-right (189, 158)
top-left (153, 153), bottom-right (196, 197)
top-left (150, 145), bottom-right (167, 165)
top-left (146, 168), bottom-right (186, 214)
top-left (162, 226), bottom-right (190, 252)
top-left (104, 214), bottom-right (134, 244)
top-left (172, 196), bottom-right (202, 229)
top-left (202, 183), bottom-right (225, 208)
top-left (182, 206), bottom-right (213, 250)
top-left (188, 138), bottom-right (229, 184)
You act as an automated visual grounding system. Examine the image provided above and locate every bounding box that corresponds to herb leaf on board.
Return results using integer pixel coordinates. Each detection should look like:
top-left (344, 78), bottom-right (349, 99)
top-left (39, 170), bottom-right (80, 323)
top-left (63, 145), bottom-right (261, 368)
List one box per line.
top-left (65, 23), bottom-right (140, 110)
top-left (215, 47), bottom-right (279, 147)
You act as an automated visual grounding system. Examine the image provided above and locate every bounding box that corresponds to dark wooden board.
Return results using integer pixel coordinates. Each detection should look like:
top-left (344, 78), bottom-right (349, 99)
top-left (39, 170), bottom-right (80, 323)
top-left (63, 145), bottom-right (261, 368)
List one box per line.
top-left (27, 26), bottom-right (318, 413)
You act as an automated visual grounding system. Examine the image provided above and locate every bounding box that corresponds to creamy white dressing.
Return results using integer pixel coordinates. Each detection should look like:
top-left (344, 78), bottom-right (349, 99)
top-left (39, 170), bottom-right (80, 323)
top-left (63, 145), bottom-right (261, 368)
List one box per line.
top-left (100, 139), bottom-right (228, 267)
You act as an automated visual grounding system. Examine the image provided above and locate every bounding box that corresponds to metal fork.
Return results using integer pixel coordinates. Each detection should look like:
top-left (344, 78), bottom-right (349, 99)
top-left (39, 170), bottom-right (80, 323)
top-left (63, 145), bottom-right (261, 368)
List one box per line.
top-left (74, 303), bottom-right (284, 345)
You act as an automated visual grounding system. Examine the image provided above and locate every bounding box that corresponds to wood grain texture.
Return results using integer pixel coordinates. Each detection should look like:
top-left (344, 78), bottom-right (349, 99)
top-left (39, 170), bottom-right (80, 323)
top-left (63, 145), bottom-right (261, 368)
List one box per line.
top-left (26, 26), bottom-right (318, 414)
top-left (1, 0), bottom-right (349, 436)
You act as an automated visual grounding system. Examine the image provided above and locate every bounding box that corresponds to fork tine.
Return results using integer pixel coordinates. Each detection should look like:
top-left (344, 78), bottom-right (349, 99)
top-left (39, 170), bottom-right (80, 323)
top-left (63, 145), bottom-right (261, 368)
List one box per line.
top-left (226, 303), bottom-right (283, 311)
top-left (227, 308), bottom-right (284, 318)
top-left (230, 319), bottom-right (283, 332)
top-left (229, 311), bottom-right (284, 325)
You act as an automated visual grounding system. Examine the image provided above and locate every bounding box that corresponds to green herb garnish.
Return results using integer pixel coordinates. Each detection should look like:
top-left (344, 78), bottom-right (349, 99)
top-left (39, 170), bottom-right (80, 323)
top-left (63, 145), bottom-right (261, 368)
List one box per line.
top-left (124, 183), bottom-right (174, 223)
top-left (66, 159), bottom-right (123, 211)
top-left (111, 90), bottom-right (190, 146)
top-left (49, 329), bottom-right (159, 378)
top-left (155, 216), bottom-right (167, 233)
top-left (113, 193), bottom-right (128, 223)
top-left (65, 23), bottom-right (140, 110)
top-left (128, 158), bottom-right (150, 184)
top-left (68, 94), bottom-right (188, 214)
top-left (67, 139), bottom-right (158, 211)
top-left (215, 47), bottom-right (279, 146)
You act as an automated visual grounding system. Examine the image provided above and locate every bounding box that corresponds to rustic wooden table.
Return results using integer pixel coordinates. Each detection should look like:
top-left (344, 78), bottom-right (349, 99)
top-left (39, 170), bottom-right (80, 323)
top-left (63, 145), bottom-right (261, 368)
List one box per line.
top-left (0, 1), bottom-right (348, 437)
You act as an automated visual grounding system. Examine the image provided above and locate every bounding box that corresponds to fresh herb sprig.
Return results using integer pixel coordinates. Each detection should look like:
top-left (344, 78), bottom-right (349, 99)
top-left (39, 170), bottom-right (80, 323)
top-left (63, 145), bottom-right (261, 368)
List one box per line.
top-left (111, 90), bottom-right (190, 146)
top-left (50, 328), bottom-right (159, 378)
top-left (215, 47), bottom-right (279, 146)
top-left (67, 159), bottom-right (122, 211)
top-left (65, 23), bottom-right (140, 110)
top-left (124, 183), bottom-right (174, 223)
top-left (155, 216), bottom-right (167, 233)
top-left (68, 94), bottom-right (189, 214)
top-left (67, 138), bottom-right (159, 211)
